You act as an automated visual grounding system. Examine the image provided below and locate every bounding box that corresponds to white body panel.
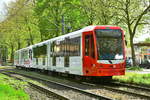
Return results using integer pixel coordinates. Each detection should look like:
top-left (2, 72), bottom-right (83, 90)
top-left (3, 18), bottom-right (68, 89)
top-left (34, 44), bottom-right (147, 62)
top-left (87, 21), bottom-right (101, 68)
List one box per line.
top-left (14, 26), bottom-right (94, 75)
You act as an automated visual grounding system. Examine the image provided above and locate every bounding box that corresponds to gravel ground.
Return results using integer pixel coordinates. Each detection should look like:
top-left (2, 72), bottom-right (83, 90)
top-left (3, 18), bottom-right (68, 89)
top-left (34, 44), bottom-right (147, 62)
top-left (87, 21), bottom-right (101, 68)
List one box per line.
top-left (11, 73), bottom-right (99, 100)
top-left (7, 73), bottom-right (60, 100)
top-left (117, 87), bottom-right (150, 96)
top-left (87, 89), bottom-right (146, 100)
top-left (43, 82), bottom-right (99, 100)
top-left (10, 70), bottom-right (150, 100)
top-left (25, 86), bottom-right (59, 100)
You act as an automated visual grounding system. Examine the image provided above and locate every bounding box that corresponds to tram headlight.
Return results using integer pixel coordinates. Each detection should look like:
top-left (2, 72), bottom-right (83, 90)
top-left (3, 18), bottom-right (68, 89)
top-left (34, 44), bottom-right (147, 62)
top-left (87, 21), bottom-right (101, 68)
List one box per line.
top-left (92, 64), bottom-right (96, 67)
top-left (113, 65), bottom-right (116, 68)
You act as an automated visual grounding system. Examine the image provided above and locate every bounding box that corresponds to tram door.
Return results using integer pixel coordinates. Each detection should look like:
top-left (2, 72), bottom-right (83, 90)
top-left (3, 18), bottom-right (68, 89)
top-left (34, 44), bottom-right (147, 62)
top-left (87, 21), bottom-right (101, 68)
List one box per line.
top-left (83, 33), bottom-right (95, 74)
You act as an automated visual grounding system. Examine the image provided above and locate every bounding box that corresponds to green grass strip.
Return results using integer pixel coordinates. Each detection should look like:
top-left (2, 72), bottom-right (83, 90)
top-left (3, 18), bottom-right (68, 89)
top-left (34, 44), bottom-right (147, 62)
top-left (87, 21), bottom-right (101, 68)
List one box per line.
top-left (0, 73), bottom-right (30, 100)
top-left (113, 72), bottom-right (150, 85)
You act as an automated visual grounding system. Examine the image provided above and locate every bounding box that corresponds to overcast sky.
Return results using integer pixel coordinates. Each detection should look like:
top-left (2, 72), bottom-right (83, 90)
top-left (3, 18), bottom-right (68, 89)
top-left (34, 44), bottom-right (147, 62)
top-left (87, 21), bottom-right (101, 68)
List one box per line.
top-left (0, 0), bottom-right (15, 21)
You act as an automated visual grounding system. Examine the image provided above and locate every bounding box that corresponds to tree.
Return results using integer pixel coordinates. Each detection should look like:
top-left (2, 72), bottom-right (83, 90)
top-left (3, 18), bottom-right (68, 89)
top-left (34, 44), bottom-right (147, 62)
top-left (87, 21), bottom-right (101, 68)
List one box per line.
top-left (0, 0), bottom-right (41, 62)
top-left (109, 0), bottom-right (150, 65)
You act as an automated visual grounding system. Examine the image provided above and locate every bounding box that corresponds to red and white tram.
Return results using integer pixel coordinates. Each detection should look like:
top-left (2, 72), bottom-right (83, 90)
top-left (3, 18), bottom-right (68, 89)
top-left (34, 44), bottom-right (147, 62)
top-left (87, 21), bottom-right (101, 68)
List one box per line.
top-left (14, 26), bottom-right (126, 77)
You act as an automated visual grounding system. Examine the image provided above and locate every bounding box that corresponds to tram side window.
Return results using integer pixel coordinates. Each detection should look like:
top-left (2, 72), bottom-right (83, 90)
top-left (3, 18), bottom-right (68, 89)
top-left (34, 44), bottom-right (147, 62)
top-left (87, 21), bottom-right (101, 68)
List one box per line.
top-left (29, 49), bottom-right (32, 60)
top-left (14, 52), bottom-right (19, 61)
top-left (33, 45), bottom-right (47, 58)
top-left (51, 41), bottom-right (61, 57)
top-left (21, 50), bottom-right (28, 60)
top-left (50, 37), bottom-right (81, 57)
top-left (50, 42), bottom-right (55, 56)
top-left (65, 38), bottom-right (70, 56)
top-left (69, 37), bottom-right (80, 56)
top-left (50, 41), bottom-right (56, 66)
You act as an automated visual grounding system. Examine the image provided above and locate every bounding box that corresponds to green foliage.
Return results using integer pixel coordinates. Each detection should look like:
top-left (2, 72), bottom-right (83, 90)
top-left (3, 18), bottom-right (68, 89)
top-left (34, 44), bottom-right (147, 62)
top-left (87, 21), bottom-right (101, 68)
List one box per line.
top-left (34, 0), bottom-right (83, 40)
top-left (0, 84), bottom-right (29, 100)
top-left (144, 38), bottom-right (150, 42)
top-left (0, 73), bottom-right (29, 100)
top-left (113, 72), bottom-right (150, 85)
top-left (126, 66), bottom-right (143, 71)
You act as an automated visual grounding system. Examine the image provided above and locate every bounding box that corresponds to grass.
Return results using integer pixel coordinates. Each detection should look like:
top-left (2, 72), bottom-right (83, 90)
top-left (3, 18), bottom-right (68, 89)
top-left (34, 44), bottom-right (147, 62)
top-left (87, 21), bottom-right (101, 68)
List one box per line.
top-left (113, 72), bottom-right (150, 85)
top-left (0, 73), bottom-right (30, 100)
top-left (126, 66), bottom-right (143, 71)
top-left (0, 66), bottom-right (15, 69)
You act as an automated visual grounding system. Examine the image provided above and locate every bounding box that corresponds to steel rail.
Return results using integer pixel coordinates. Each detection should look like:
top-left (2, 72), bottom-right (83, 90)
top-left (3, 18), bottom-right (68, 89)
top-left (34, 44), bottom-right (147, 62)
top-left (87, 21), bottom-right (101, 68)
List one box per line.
top-left (6, 70), bottom-right (150, 99)
top-left (7, 71), bottom-right (113, 100)
top-left (81, 81), bottom-right (150, 99)
top-left (111, 82), bottom-right (150, 92)
top-left (2, 72), bottom-right (71, 100)
top-left (98, 85), bottom-right (150, 99)
top-left (82, 81), bottom-right (150, 99)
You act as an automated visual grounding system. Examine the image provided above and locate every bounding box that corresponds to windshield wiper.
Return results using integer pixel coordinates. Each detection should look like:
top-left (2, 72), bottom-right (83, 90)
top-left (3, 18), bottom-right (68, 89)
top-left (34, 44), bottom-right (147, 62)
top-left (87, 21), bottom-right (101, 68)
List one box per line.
top-left (108, 60), bottom-right (112, 64)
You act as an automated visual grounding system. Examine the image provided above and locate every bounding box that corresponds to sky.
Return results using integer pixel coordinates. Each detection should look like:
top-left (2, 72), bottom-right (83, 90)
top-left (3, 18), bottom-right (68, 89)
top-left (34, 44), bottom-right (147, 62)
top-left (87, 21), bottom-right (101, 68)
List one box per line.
top-left (134, 25), bottom-right (150, 43)
top-left (0, 0), bottom-right (15, 21)
top-left (0, 0), bottom-right (149, 43)
top-left (134, 33), bottom-right (150, 43)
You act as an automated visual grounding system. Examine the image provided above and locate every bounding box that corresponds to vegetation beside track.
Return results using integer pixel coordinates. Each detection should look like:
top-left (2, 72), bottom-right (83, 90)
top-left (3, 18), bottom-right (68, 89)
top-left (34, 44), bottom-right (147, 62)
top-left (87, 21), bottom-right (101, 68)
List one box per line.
top-left (126, 66), bottom-right (143, 71)
top-left (113, 72), bottom-right (150, 85)
top-left (0, 66), bottom-right (15, 69)
top-left (0, 73), bottom-right (29, 100)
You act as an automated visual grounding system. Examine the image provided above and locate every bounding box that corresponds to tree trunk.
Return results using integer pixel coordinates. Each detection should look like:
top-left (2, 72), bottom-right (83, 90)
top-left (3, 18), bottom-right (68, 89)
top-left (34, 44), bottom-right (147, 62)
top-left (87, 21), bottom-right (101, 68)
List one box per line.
top-left (17, 39), bottom-right (21, 50)
top-left (10, 44), bottom-right (14, 64)
top-left (27, 26), bottom-right (34, 45)
top-left (130, 37), bottom-right (136, 66)
top-left (40, 32), bottom-right (43, 42)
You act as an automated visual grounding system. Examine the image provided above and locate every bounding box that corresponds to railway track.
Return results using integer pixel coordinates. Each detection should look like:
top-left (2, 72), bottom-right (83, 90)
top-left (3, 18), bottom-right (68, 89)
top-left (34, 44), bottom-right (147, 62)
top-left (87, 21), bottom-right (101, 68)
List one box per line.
top-left (0, 68), bottom-right (15, 73)
top-left (2, 72), bottom-right (70, 100)
top-left (111, 82), bottom-right (150, 92)
top-left (5, 70), bottom-right (150, 100)
top-left (82, 81), bottom-right (150, 100)
top-left (97, 84), bottom-right (150, 99)
top-left (3, 72), bottom-right (113, 100)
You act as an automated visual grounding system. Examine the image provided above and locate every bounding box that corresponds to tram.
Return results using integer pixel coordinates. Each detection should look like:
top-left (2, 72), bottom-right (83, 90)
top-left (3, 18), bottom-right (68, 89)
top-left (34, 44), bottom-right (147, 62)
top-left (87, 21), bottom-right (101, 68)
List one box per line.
top-left (14, 26), bottom-right (126, 77)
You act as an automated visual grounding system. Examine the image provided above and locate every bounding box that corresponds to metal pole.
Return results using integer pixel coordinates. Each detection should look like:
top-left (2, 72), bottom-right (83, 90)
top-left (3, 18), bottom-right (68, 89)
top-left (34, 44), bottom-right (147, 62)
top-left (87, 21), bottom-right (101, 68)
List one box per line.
top-left (62, 15), bottom-right (65, 34)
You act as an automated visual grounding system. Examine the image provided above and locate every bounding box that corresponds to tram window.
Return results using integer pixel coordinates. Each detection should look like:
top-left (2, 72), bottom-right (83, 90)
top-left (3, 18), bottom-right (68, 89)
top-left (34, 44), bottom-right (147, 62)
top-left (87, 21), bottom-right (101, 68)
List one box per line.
top-left (29, 49), bottom-right (32, 60)
top-left (69, 37), bottom-right (80, 56)
top-left (43, 58), bottom-right (45, 65)
top-left (60, 41), bottom-right (64, 56)
top-left (64, 56), bottom-right (69, 67)
top-left (52, 56), bottom-right (56, 66)
top-left (85, 35), bottom-right (95, 58)
top-left (33, 44), bottom-right (47, 58)
top-left (14, 52), bottom-right (19, 61)
top-left (65, 38), bottom-right (70, 56)
top-left (85, 36), bottom-right (89, 56)
top-left (36, 58), bottom-right (38, 65)
top-left (21, 50), bottom-right (28, 60)
top-left (50, 37), bottom-right (80, 57)
top-left (50, 42), bottom-right (55, 56)
top-left (91, 36), bottom-right (95, 58)
top-left (51, 41), bottom-right (63, 57)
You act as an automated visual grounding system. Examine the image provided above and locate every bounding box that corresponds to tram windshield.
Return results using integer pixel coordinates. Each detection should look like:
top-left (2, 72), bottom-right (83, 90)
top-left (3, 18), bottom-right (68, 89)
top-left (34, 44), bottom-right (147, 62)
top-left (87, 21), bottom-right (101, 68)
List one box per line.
top-left (95, 29), bottom-right (123, 60)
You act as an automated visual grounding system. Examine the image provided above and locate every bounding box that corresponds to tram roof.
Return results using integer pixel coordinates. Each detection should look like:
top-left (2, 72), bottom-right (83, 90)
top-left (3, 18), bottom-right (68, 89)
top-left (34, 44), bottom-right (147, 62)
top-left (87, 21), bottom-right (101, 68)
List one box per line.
top-left (32, 25), bottom-right (122, 46)
top-left (16, 25), bottom-right (122, 49)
